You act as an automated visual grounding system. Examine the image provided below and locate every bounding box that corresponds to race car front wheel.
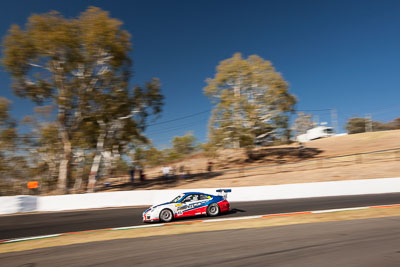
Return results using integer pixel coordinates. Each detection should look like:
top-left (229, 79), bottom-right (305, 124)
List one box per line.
top-left (160, 209), bottom-right (173, 222)
top-left (207, 203), bottom-right (220, 217)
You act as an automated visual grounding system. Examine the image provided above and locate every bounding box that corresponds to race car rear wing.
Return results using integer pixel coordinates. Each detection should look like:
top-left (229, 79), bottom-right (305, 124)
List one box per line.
top-left (216, 189), bottom-right (232, 200)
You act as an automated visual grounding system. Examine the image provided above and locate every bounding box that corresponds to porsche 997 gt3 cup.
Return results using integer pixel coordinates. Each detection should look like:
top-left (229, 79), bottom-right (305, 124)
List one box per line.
top-left (142, 189), bottom-right (231, 222)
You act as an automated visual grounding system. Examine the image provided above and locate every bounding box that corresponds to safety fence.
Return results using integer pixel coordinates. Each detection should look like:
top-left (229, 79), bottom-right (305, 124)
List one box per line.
top-left (215, 147), bottom-right (400, 180)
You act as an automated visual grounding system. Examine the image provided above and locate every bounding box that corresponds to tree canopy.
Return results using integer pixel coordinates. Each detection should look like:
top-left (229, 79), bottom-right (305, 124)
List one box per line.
top-left (292, 112), bottom-right (314, 137)
top-left (171, 133), bottom-right (197, 156)
top-left (204, 53), bottom-right (296, 148)
top-left (346, 117), bottom-right (400, 134)
top-left (2, 7), bottom-right (163, 193)
top-left (0, 98), bottom-right (26, 195)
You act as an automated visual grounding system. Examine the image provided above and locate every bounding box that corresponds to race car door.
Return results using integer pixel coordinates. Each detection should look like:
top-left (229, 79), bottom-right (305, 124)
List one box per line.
top-left (178, 194), bottom-right (207, 216)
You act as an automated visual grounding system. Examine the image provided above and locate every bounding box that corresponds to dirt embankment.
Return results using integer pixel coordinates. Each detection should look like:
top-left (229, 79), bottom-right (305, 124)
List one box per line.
top-left (103, 130), bottom-right (400, 191)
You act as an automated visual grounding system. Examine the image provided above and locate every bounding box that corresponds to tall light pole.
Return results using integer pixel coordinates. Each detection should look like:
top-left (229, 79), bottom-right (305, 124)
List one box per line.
top-left (365, 114), bottom-right (373, 132)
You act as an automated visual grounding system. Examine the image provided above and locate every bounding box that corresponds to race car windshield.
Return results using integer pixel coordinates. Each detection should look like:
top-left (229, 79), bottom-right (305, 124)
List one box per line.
top-left (170, 194), bottom-right (185, 203)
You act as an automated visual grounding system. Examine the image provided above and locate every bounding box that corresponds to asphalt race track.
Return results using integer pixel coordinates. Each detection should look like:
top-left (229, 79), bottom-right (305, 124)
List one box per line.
top-left (1, 192), bottom-right (400, 240)
top-left (1, 217), bottom-right (400, 266)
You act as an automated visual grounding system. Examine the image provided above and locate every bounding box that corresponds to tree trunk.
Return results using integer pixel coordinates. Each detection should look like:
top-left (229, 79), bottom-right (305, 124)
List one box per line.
top-left (111, 145), bottom-right (120, 176)
top-left (57, 137), bottom-right (71, 194)
top-left (56, 63), bottom-right (71, 194)
top-left (87, 130), bottom-right (106, 192)
top-left (233, 81), bottom-right (241, 149)
top-left (47, 159), bottom-right (58, 193)
top-left (233, 139), bottom-right (240, 149)
top-left (102, 151), bottom-right (112, 177)
top-left (87, 153), bottom-right (102, 192)
top-left (73, 151), bottom-right (85, 192)
top-left (73, 176), bottom-right (82, 192)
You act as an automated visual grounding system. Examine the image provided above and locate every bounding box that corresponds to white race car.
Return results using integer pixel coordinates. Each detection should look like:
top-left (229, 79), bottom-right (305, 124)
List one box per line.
top-left (142, 189), bottom-right (231, 222)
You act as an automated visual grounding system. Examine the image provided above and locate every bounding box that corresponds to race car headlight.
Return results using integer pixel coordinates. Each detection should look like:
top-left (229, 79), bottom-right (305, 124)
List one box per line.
top-left (146, 208), bottom-right (155, 214)
top-left (143, 209), bottom-right (152, 216)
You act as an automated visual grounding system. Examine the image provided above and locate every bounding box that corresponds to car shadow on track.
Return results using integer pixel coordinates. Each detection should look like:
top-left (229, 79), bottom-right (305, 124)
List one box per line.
top-left (143, 208), bottom-right (248, 224)
top-left (227, 208), bottom-right (246, 214)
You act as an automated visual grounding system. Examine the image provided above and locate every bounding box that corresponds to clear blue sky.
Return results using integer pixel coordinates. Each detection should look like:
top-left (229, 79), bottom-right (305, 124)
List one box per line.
top-left (1, 0), bottom-right (400, 148)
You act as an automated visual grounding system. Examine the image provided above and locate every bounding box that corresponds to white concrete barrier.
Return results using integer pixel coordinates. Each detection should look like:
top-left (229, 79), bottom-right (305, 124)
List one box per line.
top-left (226, 177), bottom-right (400, 202)
top-left (37, 189), bottom-right (200, 212)
top-left (1, 177), bottom-right (400, 214)
top-left (18, 196), bottom-right (37, 212)
top-left (0, 196), bottom-right (20, 214)
top-left (0, 196), bottom-right (37, 214)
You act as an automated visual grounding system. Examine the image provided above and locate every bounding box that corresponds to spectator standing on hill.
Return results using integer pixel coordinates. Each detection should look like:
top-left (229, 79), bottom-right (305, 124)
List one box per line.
top-left (129, 166), bottom-right (136, 183)
top-left (179, 165), bottom-right (185, 178)
top-left (162, 166), bottom-right (171, 179)
top-left (139, 168), bottom-right (145, 181)
top-left (184, 168), bottom-right (191, 179)
top-left (207, 161), bottom-right (213, 172)
top-left (171, 166), bottom-right (177, 177)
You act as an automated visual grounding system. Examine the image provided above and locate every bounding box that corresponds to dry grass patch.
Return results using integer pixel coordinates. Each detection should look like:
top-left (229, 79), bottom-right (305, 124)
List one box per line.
top-left (98, 130), bottom-right (400, 192)
top-left (2, 206), bottom-right (400, 254)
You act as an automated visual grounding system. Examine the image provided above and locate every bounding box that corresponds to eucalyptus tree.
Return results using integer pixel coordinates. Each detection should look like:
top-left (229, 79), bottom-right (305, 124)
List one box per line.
top-left (0, 97), bottom-right (21, 195)
top-left (21, 106), bottom-right (62, 190)
top-left (171, 133), bottom-right (197, 156)
top-left (292, 112), bottom-right (314, 137)
top-left (204, 53), bottom-right (296, 148)
top-left (2, 7), bottom-right (163, 193)
top-left (86, 78), bottom-right (163, 192)
top-left (0, 98), bottom-right (17, 153)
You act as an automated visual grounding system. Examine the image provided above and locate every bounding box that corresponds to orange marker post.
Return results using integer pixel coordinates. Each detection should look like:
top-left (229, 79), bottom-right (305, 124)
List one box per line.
top-left (27, 181), bottom-right (39, 189)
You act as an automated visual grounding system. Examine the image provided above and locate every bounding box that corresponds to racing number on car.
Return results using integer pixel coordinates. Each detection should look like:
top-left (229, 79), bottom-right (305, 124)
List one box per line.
top-left (188, 203), bottom-right (202, 209)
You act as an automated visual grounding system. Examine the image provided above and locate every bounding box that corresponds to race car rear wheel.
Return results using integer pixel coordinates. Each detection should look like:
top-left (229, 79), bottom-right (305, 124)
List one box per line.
top-left (160, 209), bottom-right (173, 222)
top-left (207, 203), bottom-right (220, 217)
